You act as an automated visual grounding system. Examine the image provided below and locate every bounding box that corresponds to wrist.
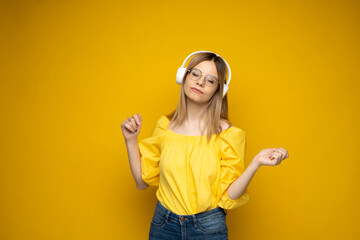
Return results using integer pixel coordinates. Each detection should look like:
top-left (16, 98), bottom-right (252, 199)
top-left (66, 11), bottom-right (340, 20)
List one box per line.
top-left (125, 137), bottom-right (138, 145)
top-left (250, 156), bottom-right (261, 169)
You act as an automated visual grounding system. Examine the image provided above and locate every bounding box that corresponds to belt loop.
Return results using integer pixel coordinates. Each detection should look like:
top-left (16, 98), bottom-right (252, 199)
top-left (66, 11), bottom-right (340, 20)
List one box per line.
top-left (165, 210), bottom-right (171, 223)
top-left (192, 214), bottom-right (198, 228)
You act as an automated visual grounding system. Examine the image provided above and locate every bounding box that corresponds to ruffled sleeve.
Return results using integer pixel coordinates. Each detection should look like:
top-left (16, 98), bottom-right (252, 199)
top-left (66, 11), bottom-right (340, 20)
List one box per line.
top-left (217, 127), bottom-right (250, 210)
top-left (138, 115), bottom-right (168, 187)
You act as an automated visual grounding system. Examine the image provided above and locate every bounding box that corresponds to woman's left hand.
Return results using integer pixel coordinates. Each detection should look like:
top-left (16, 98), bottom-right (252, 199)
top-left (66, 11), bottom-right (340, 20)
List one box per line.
top-left (253, 148), bottom-right (289, 167)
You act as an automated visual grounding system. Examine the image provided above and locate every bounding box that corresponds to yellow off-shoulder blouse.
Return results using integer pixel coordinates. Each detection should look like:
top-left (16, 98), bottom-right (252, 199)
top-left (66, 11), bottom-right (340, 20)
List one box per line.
top-left (138, 115), bottom-right (250, 215)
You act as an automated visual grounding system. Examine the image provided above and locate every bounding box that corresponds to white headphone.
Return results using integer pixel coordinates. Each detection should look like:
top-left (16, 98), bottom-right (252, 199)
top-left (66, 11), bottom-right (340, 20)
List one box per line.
top-left (176, 50), bottom-right (232, 97)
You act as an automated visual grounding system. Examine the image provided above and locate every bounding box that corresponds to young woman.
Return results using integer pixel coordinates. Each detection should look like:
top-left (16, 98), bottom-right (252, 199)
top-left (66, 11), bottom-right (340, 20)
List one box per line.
top-left (121, 51), bottom-right (289, 240)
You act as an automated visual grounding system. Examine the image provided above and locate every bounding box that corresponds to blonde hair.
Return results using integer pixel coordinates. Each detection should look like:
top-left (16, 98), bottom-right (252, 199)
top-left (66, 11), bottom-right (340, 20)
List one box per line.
top-left (166, 52), bottom-right (231, 143)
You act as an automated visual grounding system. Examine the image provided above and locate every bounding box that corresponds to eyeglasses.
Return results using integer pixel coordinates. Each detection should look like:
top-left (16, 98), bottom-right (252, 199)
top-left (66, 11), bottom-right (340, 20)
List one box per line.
top-left (187, 68), bottom-right (218, 87)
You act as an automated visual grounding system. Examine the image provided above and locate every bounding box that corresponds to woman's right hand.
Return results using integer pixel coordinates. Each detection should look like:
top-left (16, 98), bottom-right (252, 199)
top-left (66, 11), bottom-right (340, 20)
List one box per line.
top-left (121, 113), bottom-right (142, 142)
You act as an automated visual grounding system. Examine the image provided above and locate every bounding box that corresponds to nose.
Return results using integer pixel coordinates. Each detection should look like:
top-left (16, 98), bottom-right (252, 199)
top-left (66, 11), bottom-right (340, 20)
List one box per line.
top-left (196, 75), bottom-right (206, 86)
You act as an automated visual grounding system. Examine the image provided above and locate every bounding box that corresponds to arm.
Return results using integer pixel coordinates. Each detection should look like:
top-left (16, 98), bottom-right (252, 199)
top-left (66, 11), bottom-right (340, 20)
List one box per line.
top-left (121, 113), bottom-right (149, 190)
top-left (125, 138), bottom-right (149, 190)
top-left (227, 160), bottom-right (259, 200)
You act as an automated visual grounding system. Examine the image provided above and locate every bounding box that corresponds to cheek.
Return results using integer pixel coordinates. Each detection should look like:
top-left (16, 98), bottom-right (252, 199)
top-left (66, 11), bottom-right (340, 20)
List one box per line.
top-left (183, 80), bottom-right (190, 91)
top-left (183, 78), bottom-right (190, 88)
top-left (209, 86), bottom-right (219, 96)
top-left (183, 80), bottom-right (192, 95)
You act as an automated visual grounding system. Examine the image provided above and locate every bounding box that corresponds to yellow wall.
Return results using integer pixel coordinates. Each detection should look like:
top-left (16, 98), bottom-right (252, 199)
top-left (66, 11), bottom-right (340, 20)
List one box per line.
top-left (1, 0), bottom-right (359, 239)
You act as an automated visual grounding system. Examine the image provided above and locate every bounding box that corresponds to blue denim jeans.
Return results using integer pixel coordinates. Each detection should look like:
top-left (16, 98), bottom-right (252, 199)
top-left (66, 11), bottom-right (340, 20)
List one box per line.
top-left (149, 201), bottom-right (228, 240)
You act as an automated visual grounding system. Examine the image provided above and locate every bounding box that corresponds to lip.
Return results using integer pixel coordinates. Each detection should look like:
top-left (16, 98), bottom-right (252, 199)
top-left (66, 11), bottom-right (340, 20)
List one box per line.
top-left (191, 88), bottom-right (204, 94)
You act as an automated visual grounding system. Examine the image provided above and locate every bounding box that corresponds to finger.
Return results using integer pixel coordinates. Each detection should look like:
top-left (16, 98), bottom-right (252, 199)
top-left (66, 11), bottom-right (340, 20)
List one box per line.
top-left (130, 118), bottom-right (137, 128)
top-left (121, 122), bottom-right (127, 130)
top-left (133, 114), bottom-right (140, 126)
top-left (279, 148), bottom-right (289, 157)
top-left (279, 148), bottom-right (287, 153)
top-left (138, 113), bottom-right (142, 123)
top-left (275, 154), bottom-right (282, 163)
top-left (273, 152), bottom-right (281, 157)
top-left (126, 118), bottom-right (133, 129)
top-left (280, 150), bottom-right (288, 159)
top-left (272, 156), bottom-right (280, 162)
top-left (126, 117), bottom-right (134, 127)
top-left (277, 153), bottom-right (285, 163)
top-left (276, 150), bottom-right (286, 158)
top-left (125, 123), bottom-right (135, 132)
top-left (269, 153), bottom-right (277, 160)
top-left (273, 154), bottom-right (281, 162)
top-left (126, 118), bottom-right (137, 132)
top-left (276, 149), bottom-right (287, 158)
top-left (278, 149), bottom-right (287, 155)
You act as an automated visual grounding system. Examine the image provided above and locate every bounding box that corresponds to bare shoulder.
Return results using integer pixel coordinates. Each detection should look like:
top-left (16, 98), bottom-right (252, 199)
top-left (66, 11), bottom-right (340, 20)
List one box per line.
top-left (219, 119), bottom-right (231, 132)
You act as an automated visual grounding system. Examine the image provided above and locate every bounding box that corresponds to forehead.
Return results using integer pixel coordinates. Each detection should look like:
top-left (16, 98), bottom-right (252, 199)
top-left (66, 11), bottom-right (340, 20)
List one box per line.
top-left (193, 60), bottom-right (218, 77)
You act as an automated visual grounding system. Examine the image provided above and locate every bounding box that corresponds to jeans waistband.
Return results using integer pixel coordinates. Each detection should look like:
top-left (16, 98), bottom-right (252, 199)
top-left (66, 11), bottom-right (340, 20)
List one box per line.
top-left (155, 200), bottom-right (227, 223)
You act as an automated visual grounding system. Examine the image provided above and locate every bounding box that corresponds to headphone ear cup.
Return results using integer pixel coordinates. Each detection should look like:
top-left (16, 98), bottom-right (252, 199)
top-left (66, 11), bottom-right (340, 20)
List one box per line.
top-left (223, 83), bottom-right (229, 97)
top-left (176, 67), bottom-right (187, 85)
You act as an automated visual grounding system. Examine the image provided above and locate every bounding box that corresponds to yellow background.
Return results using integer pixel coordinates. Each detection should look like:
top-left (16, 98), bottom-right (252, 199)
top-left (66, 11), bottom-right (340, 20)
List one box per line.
top-left (1, 0), bottom-right (359, 239)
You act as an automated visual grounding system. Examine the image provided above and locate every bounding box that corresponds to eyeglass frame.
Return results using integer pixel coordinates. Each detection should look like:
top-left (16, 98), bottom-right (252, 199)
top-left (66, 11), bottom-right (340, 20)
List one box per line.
top-left (186, 68), bottom-right (219, 87)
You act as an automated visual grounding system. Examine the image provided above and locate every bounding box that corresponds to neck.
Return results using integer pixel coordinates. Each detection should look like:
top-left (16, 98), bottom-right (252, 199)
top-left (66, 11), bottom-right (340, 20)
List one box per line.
top-left (185, 98), bottom-right (208, 128)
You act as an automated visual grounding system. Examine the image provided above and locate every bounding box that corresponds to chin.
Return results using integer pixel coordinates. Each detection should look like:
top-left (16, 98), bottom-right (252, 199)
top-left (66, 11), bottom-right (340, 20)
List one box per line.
top-left (186, 95), bottom-right (210, 105)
